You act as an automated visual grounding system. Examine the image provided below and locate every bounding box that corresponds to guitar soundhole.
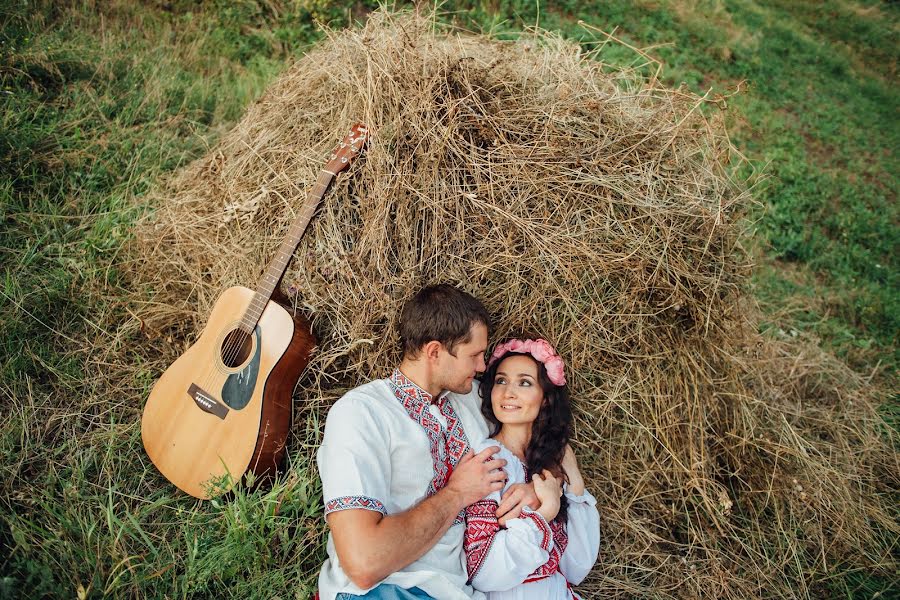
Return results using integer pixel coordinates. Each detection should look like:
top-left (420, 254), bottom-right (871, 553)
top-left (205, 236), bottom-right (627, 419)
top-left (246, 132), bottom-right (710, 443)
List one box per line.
top-left (221, 328), bottom-right (253, 368)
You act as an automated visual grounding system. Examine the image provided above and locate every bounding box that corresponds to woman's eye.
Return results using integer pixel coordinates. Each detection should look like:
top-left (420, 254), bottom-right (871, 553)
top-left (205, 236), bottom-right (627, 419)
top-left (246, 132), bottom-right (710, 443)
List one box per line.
top-left (520, 380), bottom-right (531, 387)
top-left (495, 377), bottom-right (506, 384)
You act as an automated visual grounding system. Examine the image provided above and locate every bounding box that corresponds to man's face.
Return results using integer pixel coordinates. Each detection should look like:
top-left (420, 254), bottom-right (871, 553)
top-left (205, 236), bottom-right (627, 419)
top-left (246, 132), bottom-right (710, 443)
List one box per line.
top-left (436, 322), bottom-right (488, 395)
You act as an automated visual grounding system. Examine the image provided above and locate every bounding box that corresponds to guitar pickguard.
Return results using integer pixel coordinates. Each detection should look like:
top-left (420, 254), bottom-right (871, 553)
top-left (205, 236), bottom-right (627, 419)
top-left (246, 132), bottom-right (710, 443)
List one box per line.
top-left (221, 325), bottom-right (262, 410)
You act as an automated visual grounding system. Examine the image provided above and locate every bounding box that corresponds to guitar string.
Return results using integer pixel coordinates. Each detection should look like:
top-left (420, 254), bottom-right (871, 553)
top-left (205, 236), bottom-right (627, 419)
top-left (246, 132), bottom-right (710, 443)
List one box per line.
top-left (217, 180), bottom-right (321, 372)
top-left (199, 133), bottom-right (362, 403)
top-left (215, 175), bottom-right (319, 373)
top-left (206, 169), bottom-right (335, 398)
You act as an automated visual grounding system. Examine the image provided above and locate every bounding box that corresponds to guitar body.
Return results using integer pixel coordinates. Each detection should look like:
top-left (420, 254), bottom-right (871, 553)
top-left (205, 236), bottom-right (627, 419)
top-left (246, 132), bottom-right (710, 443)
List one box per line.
top-left (141, 123), bottom-right (366, 498)
top-left (141, 286), bottom-right (315, 498)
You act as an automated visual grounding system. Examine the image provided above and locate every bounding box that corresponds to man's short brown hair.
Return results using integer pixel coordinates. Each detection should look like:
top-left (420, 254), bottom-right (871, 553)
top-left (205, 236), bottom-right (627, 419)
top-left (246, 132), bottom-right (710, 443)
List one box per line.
top-left (399, 284), bottom-right (491, 358)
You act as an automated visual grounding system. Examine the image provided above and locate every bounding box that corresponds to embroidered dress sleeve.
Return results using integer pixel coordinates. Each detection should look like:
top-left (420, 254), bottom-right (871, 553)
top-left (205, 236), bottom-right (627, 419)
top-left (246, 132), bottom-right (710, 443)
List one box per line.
top-left (558, 487), bottom-right (601, 585)
top-left (464, 493), bottom-right (555, 592)
top-left (317, 396), bottom-right (390, 516)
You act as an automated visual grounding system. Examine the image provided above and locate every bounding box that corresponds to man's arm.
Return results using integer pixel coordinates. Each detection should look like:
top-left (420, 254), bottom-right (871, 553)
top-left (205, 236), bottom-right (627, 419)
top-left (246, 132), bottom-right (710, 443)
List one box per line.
top-left (328, 486), bottom-right (462, 589)
top-left (328, 446), bottom-right (506, 590)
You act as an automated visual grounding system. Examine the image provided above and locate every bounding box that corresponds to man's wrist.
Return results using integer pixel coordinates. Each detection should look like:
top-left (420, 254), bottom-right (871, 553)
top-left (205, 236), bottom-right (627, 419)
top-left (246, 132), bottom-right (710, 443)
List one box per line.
top-left (438, 483), bottom-right (468, 514)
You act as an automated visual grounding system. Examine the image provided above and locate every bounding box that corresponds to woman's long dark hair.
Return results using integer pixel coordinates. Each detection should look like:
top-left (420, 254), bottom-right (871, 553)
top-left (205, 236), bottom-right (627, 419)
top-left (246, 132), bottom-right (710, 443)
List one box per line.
top-left (479, 349), bottom-right (573, 522)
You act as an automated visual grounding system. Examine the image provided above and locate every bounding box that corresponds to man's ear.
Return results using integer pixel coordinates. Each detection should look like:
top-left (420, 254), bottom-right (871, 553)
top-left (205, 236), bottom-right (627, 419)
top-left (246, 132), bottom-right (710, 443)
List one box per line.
top-left (423, 340), bottom-right (443, 362)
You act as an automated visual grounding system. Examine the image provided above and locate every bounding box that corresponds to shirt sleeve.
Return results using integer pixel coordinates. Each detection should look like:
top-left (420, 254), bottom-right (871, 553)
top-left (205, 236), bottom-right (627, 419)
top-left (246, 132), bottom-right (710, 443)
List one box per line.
top-left (317, 394), bottom-right (391, 516)
top-left (465, 498), bottom-right (554, 591)
top-left (559, 487), bottom-right (601, 585)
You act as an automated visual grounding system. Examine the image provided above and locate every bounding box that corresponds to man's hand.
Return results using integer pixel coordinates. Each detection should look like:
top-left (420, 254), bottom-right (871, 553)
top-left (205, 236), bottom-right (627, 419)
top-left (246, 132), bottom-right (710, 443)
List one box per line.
top-left (496, 481), bottom-right (540, 527)
top-left (445, 446), bottom-right (507, 509)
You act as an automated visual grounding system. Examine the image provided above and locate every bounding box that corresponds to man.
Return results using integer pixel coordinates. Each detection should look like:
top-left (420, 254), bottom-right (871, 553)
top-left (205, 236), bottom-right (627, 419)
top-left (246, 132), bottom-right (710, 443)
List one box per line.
top-left (317, 284), bottom-right (538, 599)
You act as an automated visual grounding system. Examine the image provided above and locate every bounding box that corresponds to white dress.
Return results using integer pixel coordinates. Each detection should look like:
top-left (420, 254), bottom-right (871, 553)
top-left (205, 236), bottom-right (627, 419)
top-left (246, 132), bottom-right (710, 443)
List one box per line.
top-left (316, 369), bottom-right (490, 600)
top-left (464, 440), bottom-right (601, 600)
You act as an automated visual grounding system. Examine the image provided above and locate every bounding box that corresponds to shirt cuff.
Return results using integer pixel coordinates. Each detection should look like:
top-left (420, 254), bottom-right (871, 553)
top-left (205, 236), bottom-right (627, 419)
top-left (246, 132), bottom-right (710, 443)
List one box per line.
top-left (518, 506), bottom-right (554, 551)
top-left (324, 495), bottom-right (387, 515)
top-left (562, 486), bottom-right (597, 506)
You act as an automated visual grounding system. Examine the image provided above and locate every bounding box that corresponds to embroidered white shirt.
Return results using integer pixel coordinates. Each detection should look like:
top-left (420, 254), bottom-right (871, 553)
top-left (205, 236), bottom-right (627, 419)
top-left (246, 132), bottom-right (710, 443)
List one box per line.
top-left (464, 439), bottom-right (601, 600)
top-left (317, 370), bottom-right (491, 600)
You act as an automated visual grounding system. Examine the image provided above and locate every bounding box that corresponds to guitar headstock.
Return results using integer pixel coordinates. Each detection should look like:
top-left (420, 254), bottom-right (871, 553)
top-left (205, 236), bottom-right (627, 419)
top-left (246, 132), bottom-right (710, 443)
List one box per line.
top-left (325, 123), bottom-right (369, 175)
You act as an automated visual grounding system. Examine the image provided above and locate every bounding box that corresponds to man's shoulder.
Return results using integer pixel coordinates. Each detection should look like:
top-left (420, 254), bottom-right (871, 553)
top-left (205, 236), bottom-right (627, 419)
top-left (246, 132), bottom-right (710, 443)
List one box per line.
top-left (335, 378), bottom-right (392, 404)
top-left (320, 379), bottom-right (407, 452)
top-left (324, 379), bottom-right (397, 425)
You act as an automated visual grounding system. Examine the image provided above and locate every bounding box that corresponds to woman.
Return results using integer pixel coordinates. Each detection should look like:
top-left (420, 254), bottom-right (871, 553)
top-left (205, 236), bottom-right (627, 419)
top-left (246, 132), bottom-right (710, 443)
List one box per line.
top-left (464, 338), bottom-right (600, 599)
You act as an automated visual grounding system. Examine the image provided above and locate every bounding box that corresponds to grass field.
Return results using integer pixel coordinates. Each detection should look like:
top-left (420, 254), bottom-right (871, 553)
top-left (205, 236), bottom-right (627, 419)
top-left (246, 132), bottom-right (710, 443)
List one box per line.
top-left (1, 0), bottom-right (897, 598)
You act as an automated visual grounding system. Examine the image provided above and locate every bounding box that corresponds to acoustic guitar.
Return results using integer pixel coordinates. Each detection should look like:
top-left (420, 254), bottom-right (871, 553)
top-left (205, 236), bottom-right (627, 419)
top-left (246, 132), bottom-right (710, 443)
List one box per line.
top-left (141, 124), bottom-right (368, 499)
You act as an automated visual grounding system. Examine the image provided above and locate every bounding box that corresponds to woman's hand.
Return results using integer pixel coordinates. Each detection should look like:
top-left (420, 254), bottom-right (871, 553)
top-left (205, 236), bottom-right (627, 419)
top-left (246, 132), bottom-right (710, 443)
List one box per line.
top-left (496, 482), bottom-right (540, 527)
top-left (533, 469), bottom-right (562, 522)
top-left (561, 444), bottom-right (585, 496)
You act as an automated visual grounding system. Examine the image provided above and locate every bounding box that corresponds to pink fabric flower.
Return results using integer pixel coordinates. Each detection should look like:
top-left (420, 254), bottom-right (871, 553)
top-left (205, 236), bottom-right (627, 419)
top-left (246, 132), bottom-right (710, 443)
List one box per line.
top-left (488, 338), bottom-right (567, 386)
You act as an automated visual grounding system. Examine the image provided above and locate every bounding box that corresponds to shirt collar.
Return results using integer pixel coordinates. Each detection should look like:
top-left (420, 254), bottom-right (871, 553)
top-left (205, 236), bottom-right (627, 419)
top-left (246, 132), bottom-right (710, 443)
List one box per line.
top-left (389, 368), bottom-right (451, 405)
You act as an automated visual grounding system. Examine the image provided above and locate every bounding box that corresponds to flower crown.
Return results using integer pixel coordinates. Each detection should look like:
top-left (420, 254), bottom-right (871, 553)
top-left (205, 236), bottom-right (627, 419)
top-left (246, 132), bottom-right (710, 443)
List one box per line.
top-left (487, 338), bottom-right (567, 386)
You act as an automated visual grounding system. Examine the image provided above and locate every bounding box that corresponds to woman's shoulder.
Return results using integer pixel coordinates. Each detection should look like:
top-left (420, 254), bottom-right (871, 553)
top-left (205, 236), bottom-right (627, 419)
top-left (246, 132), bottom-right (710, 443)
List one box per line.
top-left (472, 437), bottom-right (511, 456)
top-left (474, 438), bottom-right (526, 480)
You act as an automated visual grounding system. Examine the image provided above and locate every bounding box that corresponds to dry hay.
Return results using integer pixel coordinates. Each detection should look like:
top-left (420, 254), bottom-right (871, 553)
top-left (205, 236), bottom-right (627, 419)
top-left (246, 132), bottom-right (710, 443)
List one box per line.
top-left (127, 9), bottom-right (898, 598)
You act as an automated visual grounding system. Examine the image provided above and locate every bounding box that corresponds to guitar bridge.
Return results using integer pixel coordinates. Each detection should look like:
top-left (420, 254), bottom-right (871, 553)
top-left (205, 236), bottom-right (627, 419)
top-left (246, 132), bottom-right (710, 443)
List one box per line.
top-left (188, 383), bottom-right (229, 420)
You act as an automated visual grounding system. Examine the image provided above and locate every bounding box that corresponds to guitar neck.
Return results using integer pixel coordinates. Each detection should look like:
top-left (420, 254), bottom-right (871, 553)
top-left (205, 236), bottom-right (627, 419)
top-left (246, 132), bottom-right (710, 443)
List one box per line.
top-left (240, 168), bottom-right (335, 331)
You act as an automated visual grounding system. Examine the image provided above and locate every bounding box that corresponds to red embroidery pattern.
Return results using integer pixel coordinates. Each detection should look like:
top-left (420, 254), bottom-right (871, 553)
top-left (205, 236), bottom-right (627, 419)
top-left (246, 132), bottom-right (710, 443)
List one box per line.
top-left (465, 502), bottom-right (562, 585)
top-left (523, 518), bottom-right (569, 583)
top-left (520, 508), bottom-right (554, 552)
top-left (324, 495), bottom-right (386, 515)
top-left (464, 499), bottom-right (500, 581)
top-left (388, 369), bottom-right (471, 524)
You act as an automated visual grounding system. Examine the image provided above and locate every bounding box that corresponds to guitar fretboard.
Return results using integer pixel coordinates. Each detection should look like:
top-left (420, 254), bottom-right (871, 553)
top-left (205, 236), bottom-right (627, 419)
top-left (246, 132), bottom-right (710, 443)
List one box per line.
top-left (239, 168), bottom-right (335, 331)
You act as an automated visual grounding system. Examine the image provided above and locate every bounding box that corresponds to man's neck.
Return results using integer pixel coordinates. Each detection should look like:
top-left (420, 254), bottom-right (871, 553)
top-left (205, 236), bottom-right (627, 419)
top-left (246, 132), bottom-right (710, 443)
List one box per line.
top-left (397, 359), bottom-right (442, 399)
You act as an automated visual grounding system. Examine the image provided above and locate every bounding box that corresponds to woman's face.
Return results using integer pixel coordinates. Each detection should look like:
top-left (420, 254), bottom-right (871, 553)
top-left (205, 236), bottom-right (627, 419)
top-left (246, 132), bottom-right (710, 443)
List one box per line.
top-left (490, 354), bottom-right (545, 426)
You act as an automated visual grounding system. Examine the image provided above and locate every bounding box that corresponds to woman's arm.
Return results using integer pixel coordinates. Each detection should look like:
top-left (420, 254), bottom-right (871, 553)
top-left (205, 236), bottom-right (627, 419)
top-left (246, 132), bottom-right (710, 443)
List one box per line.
top-left (558, 445), bottom-right (601, 584)
top-left (561, 444), bottom-right (585, 495)
top-left (558, 488), bottom-right (601, 584)
top-left (465, 498), bottom-right (554, 591)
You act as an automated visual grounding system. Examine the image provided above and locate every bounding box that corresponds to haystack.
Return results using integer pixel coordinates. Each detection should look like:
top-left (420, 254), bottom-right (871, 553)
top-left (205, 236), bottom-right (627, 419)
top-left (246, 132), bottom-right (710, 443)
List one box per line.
top-left (129, 9), bottom-right (897, 598)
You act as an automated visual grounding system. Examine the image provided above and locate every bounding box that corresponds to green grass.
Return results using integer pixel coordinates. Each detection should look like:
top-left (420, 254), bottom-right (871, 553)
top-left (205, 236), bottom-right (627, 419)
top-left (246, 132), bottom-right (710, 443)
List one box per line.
top-left (1, 2), bottom-right (338, 597)
top-left (1, 0), bottom-right (897, 597)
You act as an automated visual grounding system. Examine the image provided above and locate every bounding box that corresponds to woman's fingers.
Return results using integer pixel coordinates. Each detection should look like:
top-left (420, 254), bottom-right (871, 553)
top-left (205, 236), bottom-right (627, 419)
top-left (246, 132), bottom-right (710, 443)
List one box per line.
top-left (541, 469), bottom-right (563, 496)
